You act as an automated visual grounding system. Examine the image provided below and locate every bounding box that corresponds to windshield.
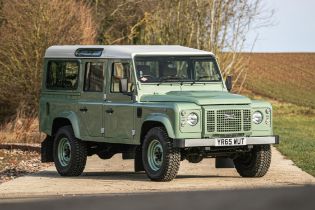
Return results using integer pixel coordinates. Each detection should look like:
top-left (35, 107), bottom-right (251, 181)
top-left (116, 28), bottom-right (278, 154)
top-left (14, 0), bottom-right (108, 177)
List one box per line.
top-left (134, 56), bottom-right (221, 83)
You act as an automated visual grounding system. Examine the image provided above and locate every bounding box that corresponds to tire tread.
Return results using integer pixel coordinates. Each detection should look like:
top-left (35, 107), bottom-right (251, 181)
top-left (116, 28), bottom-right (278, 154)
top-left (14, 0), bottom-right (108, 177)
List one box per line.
top-left (53, 125), bottom-right (87, 176)
top-left (143, 127), bottom-right (180, 181)
top-left (234, 145), bottom-right (271, 177)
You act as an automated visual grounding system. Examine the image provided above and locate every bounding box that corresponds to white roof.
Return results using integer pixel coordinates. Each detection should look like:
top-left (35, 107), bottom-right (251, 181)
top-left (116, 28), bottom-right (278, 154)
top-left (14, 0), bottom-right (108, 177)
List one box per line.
top-left (44, 45), bottom-right (214, 58)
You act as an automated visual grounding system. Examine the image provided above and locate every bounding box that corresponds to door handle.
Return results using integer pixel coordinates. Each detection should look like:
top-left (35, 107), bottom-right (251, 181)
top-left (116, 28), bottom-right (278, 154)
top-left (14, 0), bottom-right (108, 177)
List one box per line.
top-left (106, 108), bottom-right (114, 114)
top-left (79, 107), bottom-right (88, 112)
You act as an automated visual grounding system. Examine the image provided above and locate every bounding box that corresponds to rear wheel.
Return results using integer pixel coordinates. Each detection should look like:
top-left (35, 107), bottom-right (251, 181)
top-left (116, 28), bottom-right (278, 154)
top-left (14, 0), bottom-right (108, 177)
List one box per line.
top-left (142, 127), bottom-right (180, 181)
top-left (233, 145), bottom-right (271, 177)
top-left (53, 125), bottom-right (87, 176)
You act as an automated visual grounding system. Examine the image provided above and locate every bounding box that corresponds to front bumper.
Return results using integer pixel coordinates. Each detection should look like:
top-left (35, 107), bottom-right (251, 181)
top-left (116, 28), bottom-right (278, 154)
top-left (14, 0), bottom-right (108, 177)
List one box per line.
top-left (173, 135), bottom-right (279, 148)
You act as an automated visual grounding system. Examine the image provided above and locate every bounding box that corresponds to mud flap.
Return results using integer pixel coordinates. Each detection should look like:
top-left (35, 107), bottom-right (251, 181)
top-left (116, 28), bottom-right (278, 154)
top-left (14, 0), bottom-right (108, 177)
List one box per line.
top-left (41, 135), bottom-right (54, 163)
top-left (122, 146), bottom-right (137, 160)
top-left (215, 157), bottom-right (235, 168)
top-left (134, 147), bottom-right (144, 172)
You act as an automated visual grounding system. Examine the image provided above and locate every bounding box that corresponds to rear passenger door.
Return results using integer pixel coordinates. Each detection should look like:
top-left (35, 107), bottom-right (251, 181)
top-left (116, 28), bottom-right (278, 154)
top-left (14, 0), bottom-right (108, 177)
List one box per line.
top-left (78, 60), bottom-right (106, 138)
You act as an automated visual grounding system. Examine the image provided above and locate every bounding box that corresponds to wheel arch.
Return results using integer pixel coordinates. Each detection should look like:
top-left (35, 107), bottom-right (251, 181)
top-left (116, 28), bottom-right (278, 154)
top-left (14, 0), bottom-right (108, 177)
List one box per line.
top-left (52, 111), bottom-right (81, 139)
top-left (141, 114), bottom-right (175, 143)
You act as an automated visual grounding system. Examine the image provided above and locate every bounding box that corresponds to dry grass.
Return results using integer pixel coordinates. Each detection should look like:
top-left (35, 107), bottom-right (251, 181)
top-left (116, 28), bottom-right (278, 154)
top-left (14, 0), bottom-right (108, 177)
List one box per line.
top-left (0, 116), bottom-right (44, 144)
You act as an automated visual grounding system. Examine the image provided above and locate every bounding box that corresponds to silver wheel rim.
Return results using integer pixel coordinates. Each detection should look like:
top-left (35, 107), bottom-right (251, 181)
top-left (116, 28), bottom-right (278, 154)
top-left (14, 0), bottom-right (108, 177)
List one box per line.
top-left (147, 139), bottom-right (163, 171)
top-left (58, 137), bottom-right (71, 167)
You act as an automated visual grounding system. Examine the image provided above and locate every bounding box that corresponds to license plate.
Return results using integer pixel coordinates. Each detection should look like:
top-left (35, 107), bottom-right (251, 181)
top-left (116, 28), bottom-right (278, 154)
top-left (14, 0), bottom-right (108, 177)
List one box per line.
top-left (215, 137), bottom-right (246, 146)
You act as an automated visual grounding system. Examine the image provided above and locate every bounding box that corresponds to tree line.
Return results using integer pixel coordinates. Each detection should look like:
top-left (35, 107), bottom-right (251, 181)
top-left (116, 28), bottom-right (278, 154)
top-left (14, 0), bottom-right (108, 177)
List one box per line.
top-left (0, 0), bottom-right (271, 120)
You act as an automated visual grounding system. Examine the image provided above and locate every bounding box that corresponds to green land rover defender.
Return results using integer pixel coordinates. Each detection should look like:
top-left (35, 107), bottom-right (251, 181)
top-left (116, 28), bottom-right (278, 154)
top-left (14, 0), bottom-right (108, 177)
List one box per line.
top-left (40, 45), bottom-right (279, 181)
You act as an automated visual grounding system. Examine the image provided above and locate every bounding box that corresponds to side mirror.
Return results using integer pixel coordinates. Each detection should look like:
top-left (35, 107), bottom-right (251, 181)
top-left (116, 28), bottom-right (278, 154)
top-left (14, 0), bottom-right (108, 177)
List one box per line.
top-left (119, 78), bottom-right (128, 93)
top-left (225, 75), bottom-right (232, 92)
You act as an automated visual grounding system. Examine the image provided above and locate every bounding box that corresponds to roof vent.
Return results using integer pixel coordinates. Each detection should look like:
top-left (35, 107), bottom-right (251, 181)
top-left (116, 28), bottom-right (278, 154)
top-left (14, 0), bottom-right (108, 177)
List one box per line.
top-left (75, 48), bottom-right (103, 57)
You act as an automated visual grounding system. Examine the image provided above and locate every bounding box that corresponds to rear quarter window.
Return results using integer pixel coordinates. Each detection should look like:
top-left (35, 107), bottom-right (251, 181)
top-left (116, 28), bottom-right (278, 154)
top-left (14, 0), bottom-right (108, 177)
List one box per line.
top-left (46, 60), bottom-right (79, 90)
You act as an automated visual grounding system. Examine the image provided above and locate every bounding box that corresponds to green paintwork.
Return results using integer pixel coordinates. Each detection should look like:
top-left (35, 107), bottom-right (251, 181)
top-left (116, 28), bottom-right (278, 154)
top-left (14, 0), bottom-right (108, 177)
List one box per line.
top-left (141, 91), bottom-right (251, 105)
top-left (143, 113), bottom-right (176, 138)
top-left (53, 111), bottom-right (81, 139)
top-left (251, 100), bottom-right (273, 135)
top-left (39, 52), bottom-right (273, 146)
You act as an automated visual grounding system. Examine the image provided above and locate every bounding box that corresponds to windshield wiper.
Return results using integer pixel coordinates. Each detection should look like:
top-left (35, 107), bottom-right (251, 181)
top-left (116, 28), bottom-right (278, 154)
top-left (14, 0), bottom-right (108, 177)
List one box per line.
top-left (197, 76), bottom-right (211, 81)
top-left (157, 77), bottom-right (168, 85)
top-left (158, 76), bottom-right (191, 86)
top-left (191, 76), bottom-right (212, 85)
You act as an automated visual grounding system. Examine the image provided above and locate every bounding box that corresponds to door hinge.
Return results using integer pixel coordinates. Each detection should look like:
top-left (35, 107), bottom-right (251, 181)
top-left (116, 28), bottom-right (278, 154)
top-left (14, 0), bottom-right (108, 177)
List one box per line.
top-left (101, 128), bottom-right (105, 134)
top-left (132, 129), bottom-right (136, 136)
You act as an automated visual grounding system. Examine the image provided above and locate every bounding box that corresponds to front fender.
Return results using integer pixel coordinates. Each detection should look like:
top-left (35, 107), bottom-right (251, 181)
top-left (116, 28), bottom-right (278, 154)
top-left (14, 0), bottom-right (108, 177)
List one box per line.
top-left (55, 111), bottom-right (81, 139)
top-left (144, 113), bottom-right (175, 138)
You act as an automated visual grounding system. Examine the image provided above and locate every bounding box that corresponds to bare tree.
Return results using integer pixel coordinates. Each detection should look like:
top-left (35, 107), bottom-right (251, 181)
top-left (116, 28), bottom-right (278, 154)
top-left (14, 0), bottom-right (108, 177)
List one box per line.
top-left (82, 0), bottom-right (148, 44)
top-left (0, 0), bottom-right (4, 27)
top-left (0, 0), bottom-right (97, 117)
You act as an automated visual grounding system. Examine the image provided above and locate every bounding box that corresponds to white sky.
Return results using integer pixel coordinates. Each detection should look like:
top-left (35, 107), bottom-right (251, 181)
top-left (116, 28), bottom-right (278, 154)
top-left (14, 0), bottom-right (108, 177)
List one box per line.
top-left (245, 0), bottom-right (315, 52)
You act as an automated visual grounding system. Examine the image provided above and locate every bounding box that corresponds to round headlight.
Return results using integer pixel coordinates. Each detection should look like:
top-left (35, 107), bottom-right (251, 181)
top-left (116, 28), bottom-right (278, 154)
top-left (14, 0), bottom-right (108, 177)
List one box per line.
top-left (187, 112), bottom-right (198, 126)
top-left (252, 111), bottom-right (263, 124)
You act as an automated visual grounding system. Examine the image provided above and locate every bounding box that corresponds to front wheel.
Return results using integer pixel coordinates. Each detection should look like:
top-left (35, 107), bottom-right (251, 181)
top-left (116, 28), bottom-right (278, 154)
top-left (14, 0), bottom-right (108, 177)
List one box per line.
top-left (233, 145), bottom-right (271, 177)
top-left (142, 127), bottom-right (180, 181)
top-left (53, 125), bottom-right (87, 176)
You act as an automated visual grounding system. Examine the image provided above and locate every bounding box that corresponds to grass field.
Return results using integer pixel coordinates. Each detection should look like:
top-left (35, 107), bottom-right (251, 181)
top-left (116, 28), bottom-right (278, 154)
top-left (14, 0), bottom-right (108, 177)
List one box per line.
top-left (273, 103), bottom-right (315, 176)
top-left (241, 53), bottom-right (315, 108)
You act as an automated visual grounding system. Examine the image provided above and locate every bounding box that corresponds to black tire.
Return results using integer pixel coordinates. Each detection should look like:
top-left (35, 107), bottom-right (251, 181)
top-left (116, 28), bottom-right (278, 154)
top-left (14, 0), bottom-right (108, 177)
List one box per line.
top-left (233, 145), bottom-right (271, 177)
top-left (53, 125), bottom-right (87, 176)
top-left (142, 127), bottom-right (180, 181)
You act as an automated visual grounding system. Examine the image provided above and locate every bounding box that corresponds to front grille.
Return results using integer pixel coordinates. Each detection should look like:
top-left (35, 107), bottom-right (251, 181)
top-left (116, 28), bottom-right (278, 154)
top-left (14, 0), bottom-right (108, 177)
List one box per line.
top-left (206, 111), bottom-right (215, 132)
top-left (206, 109), bottom-right (251, 133)
top-left (217, 110), bottom-right (242, 132)
top-left (243, 110), bottom-right (251, 131)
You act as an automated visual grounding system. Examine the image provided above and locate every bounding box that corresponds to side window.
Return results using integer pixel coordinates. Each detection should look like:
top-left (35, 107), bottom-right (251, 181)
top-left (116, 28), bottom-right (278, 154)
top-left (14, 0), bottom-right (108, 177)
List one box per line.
top-left (84, 62), bottom-right (104, 92)
top-left (46, 60), bottom-right (79, 90)
top-left (111, 62), bottom-right (132, 93)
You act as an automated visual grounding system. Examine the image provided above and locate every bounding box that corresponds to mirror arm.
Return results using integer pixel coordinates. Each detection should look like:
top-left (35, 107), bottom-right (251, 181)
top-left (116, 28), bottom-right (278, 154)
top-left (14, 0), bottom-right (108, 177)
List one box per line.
top-left (225, 75), bottom-right (232, 92)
